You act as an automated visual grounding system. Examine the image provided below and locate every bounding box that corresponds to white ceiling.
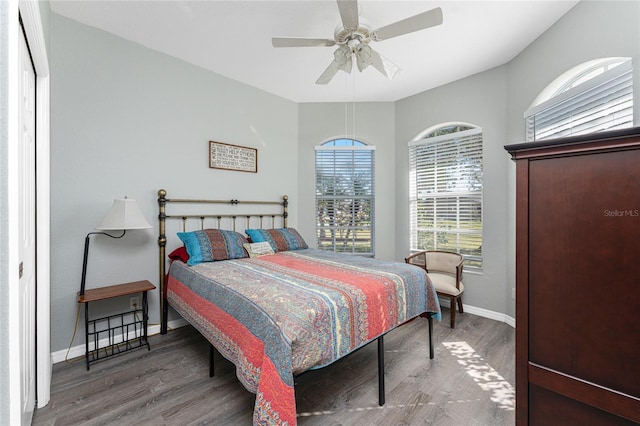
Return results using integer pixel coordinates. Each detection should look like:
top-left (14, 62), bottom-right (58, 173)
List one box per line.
top-left (49, 1), bottom-right (579, 103)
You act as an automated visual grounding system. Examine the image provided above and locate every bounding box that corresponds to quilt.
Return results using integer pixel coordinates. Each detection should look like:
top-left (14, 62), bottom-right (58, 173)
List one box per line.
top-left (167, 248), bottom-right (440, 425)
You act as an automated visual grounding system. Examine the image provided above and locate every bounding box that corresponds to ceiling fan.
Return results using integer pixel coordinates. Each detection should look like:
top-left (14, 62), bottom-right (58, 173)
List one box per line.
top-left (272, 0), bottom-right (443, 84)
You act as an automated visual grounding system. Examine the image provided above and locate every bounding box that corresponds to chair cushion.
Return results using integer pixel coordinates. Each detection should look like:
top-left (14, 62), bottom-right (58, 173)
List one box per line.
top-left (428, 272), bottom-right (464, 296)
top-left (425, 251), bottom-right (463, 274)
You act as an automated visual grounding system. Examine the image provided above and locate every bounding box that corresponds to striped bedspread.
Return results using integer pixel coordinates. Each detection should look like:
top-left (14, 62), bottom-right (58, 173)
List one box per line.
top-left (167, 248), bottom-right (440, 425)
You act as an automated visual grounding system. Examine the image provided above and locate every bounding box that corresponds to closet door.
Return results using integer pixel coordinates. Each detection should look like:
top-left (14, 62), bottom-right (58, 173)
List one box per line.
top-left (18, 21), bottom-right (37, 426)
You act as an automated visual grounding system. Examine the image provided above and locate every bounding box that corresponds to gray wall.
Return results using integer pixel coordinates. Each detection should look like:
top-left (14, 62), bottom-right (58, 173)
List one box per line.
top-left (46, 0), bottom-right (640, 353)
top-left (504, 0), bottom-right (640, 318)
top-left (50, 14), bottom-right (298, 351)
top-left (297, 102), bottom-right (396, 260)
top-left (390, 0), bottom-right (640, 320)
top-left (506, 0), bottom-right (640, 142)
top-left (394, 67), bottom-right (510, 315)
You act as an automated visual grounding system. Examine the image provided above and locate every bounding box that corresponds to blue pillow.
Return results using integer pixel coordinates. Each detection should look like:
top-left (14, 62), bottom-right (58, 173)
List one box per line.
top-left (245, 228), bottom-right (267, 243)
top-left (245, 228), bottom-right (308, 252)
top-left (177, 229), bottom-right (248, 265)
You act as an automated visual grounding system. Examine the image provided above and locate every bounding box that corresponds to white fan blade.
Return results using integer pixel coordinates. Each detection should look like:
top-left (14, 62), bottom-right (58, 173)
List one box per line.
top-left (373, 7), bottom-right (443, 41)
top-left (368, 47), bottom-right (403, 80)
top-left (316, 61), bottom-right (341, 84)
top-left (337, 0), bottom-right (359, 30)
top-left (272, 37), bottom-right (336, 48)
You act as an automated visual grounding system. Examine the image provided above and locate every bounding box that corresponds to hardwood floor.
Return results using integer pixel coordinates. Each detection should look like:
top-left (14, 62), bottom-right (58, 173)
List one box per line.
top-left (33, 309), bottom-right (515, 425)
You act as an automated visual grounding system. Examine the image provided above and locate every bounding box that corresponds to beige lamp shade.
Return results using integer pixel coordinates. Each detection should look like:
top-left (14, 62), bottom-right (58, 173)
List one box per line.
top-left (95, 198), bottom-right (152, 230)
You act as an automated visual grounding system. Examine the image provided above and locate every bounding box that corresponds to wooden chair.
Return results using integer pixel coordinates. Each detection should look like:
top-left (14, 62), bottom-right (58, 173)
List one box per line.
top-left (405, 250), bottom-right (464, 328)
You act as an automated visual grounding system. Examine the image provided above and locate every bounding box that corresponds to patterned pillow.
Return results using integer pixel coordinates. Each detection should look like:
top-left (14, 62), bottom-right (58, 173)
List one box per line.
top-left (243, 242), bottom-right (275, 258)
top-left (245, 228), bottom-right (308, 252)
top-left (177, 229), bottom-right (248, 265)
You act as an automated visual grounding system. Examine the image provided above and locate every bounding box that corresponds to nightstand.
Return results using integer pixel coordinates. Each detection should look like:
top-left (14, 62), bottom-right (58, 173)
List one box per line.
top-left (77, 280), bottom-right (156, 370)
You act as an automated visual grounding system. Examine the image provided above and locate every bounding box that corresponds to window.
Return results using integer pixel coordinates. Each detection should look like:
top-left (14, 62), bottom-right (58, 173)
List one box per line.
top-left (409, 125), bottom-right (483, 270)
top-left (525, 58), bottom-right (633, 141)
top-left (315, 139), bottom-right (375, 255)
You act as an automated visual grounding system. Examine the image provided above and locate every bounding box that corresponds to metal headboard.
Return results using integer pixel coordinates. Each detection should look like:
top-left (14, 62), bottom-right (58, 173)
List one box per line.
top-left (157, 189), bottom-right (288, 334)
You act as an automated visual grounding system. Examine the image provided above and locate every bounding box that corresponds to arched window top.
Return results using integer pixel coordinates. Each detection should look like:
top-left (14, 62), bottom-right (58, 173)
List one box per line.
top-left (413, 122), bottom-right (479, 142)
top-left (530, 57), bottom-right (631, 108)
top-left (321, 138), bottom-right (368, 147)
top-left (524, 57), bottom-right (633, 141)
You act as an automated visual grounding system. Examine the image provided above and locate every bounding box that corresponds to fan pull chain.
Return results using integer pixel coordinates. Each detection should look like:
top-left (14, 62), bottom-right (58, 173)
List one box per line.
top-left (344, 73), bottom-right (349, 139)
top-left (352, 74), bottom-right (356, 140)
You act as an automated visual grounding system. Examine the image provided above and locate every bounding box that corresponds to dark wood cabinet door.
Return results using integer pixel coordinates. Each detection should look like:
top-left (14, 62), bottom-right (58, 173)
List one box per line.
top-left (529, 149), bottom-right (640, 397)
top-left (506, 128), bottom-right (640, 425)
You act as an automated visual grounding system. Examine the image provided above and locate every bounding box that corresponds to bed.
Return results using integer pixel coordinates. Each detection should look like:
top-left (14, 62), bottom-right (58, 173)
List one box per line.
top-left (157, 189), bottom-right (441, 425)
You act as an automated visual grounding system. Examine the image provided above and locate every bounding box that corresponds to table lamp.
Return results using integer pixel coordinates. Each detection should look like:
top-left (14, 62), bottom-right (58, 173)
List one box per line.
top-left (80, 197), bottom-right (152, 295)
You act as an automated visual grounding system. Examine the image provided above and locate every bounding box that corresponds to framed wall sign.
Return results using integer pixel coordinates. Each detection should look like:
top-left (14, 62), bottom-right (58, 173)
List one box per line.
top-left (209, 141), bottom-right (258, 173)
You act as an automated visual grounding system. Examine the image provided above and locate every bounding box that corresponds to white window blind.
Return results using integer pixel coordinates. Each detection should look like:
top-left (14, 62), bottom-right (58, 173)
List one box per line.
top-left (409, 128), bottom-right (483, 270)
top-left (315, 141), bottom-right (375, 255)
top-left (525, 60), bottom-right (633, 141)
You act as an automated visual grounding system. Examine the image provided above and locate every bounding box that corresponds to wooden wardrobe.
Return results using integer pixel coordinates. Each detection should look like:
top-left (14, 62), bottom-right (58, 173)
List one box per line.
top-left (505, 128), bottom-right (640, 425)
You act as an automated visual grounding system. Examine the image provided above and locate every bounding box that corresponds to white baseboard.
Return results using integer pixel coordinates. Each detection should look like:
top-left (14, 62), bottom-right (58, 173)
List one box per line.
top-left (438, 298), bottom-right (515, 328)
top-left (51, 318), bottom-right (189, 365)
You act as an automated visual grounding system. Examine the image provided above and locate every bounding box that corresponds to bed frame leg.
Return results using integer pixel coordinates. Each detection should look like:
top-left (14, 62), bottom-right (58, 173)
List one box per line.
top-left (428, 313), bottom-right (434, 359)
top-left (378, 336), bottom-right (385, 406)
top-left (209, 344), bottom-right (215, 378)
top-left (161, 303), bottom-right (168, 335)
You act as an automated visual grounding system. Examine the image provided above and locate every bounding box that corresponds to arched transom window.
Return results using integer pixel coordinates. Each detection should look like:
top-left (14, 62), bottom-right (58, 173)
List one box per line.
top-left (525, 57), bottom-right (633, 141)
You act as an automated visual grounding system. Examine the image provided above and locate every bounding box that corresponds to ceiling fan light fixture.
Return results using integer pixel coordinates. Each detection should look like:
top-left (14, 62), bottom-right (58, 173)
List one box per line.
top-left (334, 45), bottom-right (353, 72)
top-left (355, 44), bottom-right (372, 72)
top-left (274, 0), bottom-right (443, 84)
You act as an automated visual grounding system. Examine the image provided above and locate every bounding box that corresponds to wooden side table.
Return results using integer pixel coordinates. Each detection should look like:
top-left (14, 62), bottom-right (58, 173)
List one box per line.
top-left (77, 280), bottom-right (155, 370)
